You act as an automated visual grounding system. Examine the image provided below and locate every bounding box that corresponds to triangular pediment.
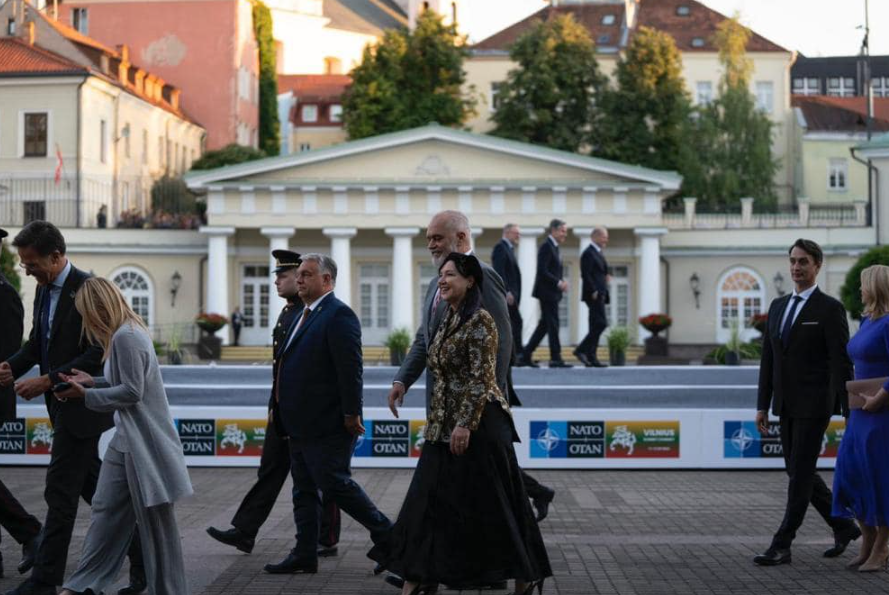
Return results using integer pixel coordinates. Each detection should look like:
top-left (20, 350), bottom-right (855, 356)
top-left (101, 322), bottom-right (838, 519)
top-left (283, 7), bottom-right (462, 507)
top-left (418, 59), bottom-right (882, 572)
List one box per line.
top-left (185, 125), bottom-right (681, 190)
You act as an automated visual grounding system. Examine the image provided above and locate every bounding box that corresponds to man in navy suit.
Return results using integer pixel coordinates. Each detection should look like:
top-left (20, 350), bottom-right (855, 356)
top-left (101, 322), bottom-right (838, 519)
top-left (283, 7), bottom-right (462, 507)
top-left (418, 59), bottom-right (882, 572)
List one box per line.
top-left (576, 227), bottom-right (611, 368)
top-left (491, 223), bottom-right (524, 364)
top-left (265, 253), bottom-right (391, 575)
top-left (521, 218), bottom-right (572, 368)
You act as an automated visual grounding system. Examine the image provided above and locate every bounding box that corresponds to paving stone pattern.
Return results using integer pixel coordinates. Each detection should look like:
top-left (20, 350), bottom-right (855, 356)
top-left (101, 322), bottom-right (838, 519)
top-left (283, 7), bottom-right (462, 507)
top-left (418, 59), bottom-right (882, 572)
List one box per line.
top-left (1, 467), bottom-right (887, 594)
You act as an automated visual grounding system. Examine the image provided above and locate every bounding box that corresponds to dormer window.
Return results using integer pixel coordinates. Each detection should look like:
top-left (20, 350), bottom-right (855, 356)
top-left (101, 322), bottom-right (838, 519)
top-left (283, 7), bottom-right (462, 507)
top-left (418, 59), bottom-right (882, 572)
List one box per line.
top-left (676, 5), bottom-right (690, 16)
top-left (301, 104), bottom-right (318, 122)
top-left (7, 18), bottom-right (15, 35)
top-left (598, 34), bottom-right (611, 44)
top-left (601, 14), bottom-right (616, 25)
top-left (691, 37), bottom-right (705, 48)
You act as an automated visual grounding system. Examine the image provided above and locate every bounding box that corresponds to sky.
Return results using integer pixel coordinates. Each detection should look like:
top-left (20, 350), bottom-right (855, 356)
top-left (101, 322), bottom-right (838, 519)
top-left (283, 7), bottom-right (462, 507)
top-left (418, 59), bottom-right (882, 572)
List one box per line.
top-left (463, 0), bottom-right (889, 57)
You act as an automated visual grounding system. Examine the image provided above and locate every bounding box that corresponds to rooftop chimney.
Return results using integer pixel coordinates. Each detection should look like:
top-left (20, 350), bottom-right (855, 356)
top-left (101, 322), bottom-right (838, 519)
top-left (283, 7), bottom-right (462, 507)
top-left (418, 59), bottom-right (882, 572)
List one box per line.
top-left (27, 20), bottom-right (34, 45)
top-left (170, 88), bottom-right (181, 111)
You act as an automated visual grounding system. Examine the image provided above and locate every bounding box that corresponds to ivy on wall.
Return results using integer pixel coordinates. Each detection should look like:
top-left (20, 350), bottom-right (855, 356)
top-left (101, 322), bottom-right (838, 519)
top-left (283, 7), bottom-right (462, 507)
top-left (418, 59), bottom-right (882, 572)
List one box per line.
top-left (252, 0), bottom-right (280, 156)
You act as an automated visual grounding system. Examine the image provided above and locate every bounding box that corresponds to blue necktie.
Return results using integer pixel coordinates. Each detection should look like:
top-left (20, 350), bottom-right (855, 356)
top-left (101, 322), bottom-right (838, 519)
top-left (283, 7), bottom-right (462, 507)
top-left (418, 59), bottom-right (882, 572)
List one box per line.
top-left (781, 296), bottom-right (803, 349)
top-left (40, 288), bottom-right (52, 371)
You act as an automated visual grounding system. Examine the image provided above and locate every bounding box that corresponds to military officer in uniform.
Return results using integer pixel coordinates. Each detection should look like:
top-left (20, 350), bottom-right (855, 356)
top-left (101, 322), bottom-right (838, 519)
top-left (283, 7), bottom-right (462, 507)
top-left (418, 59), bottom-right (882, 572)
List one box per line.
top-left (208, 250), bottom-right (341, 559)
top-left (0, 228), bottom-right (42, 579)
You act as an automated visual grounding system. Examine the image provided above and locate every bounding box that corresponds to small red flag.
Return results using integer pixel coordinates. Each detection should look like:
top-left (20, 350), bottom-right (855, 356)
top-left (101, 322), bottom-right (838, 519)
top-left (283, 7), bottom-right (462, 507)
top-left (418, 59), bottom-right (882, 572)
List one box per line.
top-left (54, 144), bottom-right (63, 185)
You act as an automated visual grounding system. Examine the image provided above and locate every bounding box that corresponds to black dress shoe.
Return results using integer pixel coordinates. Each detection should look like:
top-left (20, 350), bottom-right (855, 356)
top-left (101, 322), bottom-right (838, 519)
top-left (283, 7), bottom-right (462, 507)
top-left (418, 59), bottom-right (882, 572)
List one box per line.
top-left (17, 530), bottom-right (40, 574)
top-left (4, 578), bottom-right (57, 595)
top-left (264, 553), bottom-right (317, 574)
top-left (384, 574), bottom-right (405, 589)
top-left (753, 548), bottom-right (791, 566)
top-left (549, 361), bottom-right (573, 369)
top-left (532, 486), bottom-right (555, 522)
top-left (317, 544), bottom-right (338, 557)
top-left (589, 359), bottom-right (608, 368)
top-left (572, 350), bottom-right (592, 367)
top-left (824, 525), bottom-right (862, 558)
top-left (206, 526), bottom-right (255, 554)
top-left (117, 567), bottom-right (147, 595)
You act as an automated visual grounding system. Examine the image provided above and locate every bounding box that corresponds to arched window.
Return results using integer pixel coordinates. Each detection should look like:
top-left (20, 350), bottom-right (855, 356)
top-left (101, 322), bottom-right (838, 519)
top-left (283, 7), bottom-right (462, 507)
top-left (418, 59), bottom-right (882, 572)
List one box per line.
top-left (111, 266), bottom-right (154, 327)
top-left (716, 267), bottom-right (766, 342)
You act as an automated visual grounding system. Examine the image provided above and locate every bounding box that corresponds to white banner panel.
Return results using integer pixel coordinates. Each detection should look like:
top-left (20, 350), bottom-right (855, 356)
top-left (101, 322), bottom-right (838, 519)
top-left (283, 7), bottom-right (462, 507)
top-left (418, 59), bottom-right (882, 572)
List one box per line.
top-left (0, 406), bottom-right (845, 470)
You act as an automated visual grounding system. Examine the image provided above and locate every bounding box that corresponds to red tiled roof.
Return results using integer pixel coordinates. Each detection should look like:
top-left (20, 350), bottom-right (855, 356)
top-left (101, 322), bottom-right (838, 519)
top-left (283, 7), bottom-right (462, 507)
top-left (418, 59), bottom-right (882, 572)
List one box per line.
top-left (792, 96), bottom-right (889, 133)
top-left (472, 0), bottom-right (789, 54)
top-left (636, 0), bottom-right (787, 53)
top-left (43, 12), bottom-right (118, 55)
top-left (278, 74), bottom-right (351, 101)
top-left (0, 37), bottom-right (88, 76)
top-left (473, 4), bottom-right (625, 52)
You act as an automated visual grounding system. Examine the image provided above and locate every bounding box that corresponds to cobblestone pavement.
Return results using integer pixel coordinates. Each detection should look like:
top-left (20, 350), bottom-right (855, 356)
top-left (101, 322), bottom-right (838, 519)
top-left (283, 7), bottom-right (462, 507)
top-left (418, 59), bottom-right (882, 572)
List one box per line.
top-left (1, 466), bottom-right (887, 595)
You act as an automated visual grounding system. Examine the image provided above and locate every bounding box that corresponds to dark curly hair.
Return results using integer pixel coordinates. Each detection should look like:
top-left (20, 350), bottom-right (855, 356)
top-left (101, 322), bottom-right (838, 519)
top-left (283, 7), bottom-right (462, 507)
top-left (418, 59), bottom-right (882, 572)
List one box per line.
top-left (438, 252), bottom-right (485, 337)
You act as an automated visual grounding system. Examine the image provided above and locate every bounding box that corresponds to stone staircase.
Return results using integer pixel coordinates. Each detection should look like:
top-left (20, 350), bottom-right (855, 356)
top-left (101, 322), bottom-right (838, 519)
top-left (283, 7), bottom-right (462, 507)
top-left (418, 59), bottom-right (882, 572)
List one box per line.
top-left (220, 345), bottom-right (644, 365)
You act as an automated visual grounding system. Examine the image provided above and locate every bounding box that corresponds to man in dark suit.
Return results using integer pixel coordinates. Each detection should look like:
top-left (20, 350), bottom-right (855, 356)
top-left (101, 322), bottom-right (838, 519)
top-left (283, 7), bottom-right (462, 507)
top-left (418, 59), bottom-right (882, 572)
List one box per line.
top-left (491, 223), bottom-right (524, 364)
top-left (0, 221), bottom-right (144, 595)
top-left (207, 250), bottom-right (340, 557)
top-left (522, 218), bottom-right (571, 368)
top-left (753, 238), bottom-right (860, 566)
top-left (0, 228), bottom-right (42, 580)
top-left (265, 253), bottom-right (391, 575)
top-left (576, 227), bottom-right (610, 368)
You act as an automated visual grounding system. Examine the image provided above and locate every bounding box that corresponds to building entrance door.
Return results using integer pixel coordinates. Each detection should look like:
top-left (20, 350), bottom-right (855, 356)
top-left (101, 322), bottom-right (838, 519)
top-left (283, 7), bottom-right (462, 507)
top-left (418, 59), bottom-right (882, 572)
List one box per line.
top-left (240, 264), bottom-right (271, 346)
top-left (358, 263), bottom-right (391, 345)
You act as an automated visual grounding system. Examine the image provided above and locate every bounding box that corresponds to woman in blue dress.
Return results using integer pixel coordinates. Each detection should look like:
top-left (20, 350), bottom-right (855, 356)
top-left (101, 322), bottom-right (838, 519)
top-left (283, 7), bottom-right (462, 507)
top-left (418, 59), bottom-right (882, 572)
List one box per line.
top-left (834, 264), bottom-right (889, 572)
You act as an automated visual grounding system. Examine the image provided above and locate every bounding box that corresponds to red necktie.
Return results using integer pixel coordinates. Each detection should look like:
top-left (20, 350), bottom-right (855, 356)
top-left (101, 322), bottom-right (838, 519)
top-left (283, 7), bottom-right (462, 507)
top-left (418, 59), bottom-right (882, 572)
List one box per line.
top-left (431, 288), bottom-right (442, 315)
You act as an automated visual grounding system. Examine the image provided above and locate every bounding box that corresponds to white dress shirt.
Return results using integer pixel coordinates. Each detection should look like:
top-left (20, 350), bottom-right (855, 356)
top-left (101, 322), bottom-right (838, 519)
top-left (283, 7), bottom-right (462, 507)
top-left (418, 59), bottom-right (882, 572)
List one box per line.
top-left (779, 284), bottom-right (817, 336)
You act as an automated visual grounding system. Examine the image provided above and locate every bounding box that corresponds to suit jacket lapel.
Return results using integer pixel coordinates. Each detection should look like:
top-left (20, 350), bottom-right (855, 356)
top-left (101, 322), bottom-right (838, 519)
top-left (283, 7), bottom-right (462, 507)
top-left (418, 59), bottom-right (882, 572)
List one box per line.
top-left (284, 293), bottom-right (331, 354)
top-left (48, 267), bottom-right (78, 348)
top-left (785, 288), bottom-right (819, 350)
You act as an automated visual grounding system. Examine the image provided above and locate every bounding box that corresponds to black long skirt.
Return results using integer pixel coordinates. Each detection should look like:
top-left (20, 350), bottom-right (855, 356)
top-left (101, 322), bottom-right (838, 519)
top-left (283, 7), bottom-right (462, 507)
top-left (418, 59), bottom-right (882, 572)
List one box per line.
top-left (369, 402), bottom-right (552, 588)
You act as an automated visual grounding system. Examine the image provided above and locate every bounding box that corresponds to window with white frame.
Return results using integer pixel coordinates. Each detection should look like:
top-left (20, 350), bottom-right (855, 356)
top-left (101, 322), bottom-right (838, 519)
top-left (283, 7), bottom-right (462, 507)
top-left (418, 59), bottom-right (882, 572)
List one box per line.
top-left (827, 76), bottom-right (855, 97)
top-left (100, 119), bottom-right (107, 164)
top-left (301, 104), bottom-right (318, 122)
top-left (72, 8), bottom-right (88, 34)
top-left (828, 158), bottom-right (848, 191)
top-left (490, 82), bottom-right (504, 111)
top-left (716, 267), bottom-right (765, 342)
top-left (755, 81), bottom-right (773, 113)
top-left (696, 81), bottom-right (713, 105)
top-left (873, 77), bottom-right (889, 98)
top-left (329, 104), bottom-right (343, 122)
top-left (792, 77), bottom-right (820, 95)
top-left (359, 263), bottom-right (391, 344)
top-left (112, 267), bottom-right (153, 326)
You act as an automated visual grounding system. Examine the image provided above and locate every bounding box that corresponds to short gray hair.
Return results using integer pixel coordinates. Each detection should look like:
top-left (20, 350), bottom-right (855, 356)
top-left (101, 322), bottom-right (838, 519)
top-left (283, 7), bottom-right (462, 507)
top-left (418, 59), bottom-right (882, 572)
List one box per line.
top-left (591, 226), bottom-right (608, 238)
top-left (301, 253), bottom-right (338, 284)
top-left (434, 210), bottom-right (471, 235)
top-left (503, 223), bottom-right (518, 234)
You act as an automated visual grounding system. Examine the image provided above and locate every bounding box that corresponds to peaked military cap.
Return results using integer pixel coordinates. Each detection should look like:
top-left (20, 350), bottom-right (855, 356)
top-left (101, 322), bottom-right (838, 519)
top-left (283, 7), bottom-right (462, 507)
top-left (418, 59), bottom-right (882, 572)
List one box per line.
top-left (272, 249), bottom-right (301, 273)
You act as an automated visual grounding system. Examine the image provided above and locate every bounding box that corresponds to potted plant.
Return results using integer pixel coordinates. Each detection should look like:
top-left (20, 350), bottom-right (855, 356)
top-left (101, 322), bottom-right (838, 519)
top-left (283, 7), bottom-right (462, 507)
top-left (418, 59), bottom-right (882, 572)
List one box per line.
top-left (639, 313), bottom-right (672, 357)
top-left (196, 312), bottom-right (227, 360)
top-left (606, 326), bottom-right (631, 366)
top-left (166, 324), bottom-right (184, 365)
top-left (385, 327), bottom-right (412, 366)
top-left (724, 320), bottom-right (743, 365)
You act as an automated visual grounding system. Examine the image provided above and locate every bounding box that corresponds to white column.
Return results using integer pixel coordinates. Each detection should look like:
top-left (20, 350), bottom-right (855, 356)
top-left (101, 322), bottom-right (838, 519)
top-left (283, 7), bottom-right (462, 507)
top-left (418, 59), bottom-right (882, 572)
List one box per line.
top-left (573, 228), bottom-right (593, 345)
top-left (324, 227), bottom-right (357, 307)
top-left (634, 227), bottom-right (668, 343)
top-left (386, 227), bottom-right (420, 333)
top-left (261, 227), bottom-right (295, 314)
top-left (200, 226), bottom-right (235, 345)
top-left (518, 227), bottom-right (544, 344)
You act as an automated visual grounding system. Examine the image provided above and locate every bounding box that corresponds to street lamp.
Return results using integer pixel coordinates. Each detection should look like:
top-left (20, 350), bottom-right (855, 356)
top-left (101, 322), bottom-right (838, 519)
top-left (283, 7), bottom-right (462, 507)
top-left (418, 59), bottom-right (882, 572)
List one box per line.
top-left (170, 270), bottom-right (182, 307)
top-left (689, 273), bottom-right (701, 309)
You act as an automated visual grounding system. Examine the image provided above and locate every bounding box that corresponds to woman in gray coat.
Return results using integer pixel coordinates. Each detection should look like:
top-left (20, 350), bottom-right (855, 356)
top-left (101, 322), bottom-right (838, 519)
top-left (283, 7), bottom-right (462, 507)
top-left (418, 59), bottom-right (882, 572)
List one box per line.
top-left (55, 277), bottom-right (193, 595)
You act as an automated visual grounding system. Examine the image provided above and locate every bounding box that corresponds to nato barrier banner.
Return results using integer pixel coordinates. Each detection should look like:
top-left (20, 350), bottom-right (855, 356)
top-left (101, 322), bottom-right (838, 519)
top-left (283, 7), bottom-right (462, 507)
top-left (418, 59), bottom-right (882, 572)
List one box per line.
top-left (0, 405), bottom-right (846, 469)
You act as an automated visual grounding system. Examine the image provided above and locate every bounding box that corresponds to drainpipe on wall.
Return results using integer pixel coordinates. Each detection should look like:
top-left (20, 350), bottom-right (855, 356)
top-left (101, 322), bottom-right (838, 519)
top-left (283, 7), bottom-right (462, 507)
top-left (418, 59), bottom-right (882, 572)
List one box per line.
top-left (850, 146), bottom-right (880, 244)
top-left (76, 76), bottom-right (87, 228)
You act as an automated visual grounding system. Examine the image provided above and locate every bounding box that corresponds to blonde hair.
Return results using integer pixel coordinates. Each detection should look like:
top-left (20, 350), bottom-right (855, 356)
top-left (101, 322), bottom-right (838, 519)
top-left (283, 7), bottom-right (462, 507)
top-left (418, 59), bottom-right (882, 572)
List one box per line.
top-left (861, 265), bottom-right (889, 320)
top-left (75, 277), bottom-right (148, 360)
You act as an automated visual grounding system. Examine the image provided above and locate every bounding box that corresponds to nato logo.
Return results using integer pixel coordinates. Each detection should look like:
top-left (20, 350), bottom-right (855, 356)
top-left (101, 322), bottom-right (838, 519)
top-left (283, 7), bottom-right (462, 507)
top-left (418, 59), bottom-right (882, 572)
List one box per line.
top-left (724, 421), bottom-right (760, 458)
top-left (531, 421), bottom-right (566, 458)
top-left (531, 421), bottom-right (605, 458)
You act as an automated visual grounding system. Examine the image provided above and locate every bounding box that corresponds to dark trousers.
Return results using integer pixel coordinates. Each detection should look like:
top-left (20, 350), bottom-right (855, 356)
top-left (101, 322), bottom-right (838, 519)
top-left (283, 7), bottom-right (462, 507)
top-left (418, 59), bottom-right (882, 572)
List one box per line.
top-left (288, 433), bottom-right (391, 560)
top-left (577, 298), bottom-right (608, 360)
top-left (0, 479), bottom-right (41, 545)
top-left (231, 415), bottom-right (340, 546)
top-left (232, 325), bottom-right (241, 346)
top-left (508, 303), bottom-right (523, 359)
top-left (771, 416), bottom-right (855, 549)
top-left (521, 470), bottom-right (549, 502)
top-left (31, 427), bottom-right (143, 586)
top-left (524, 299), bottom-right (562, 362)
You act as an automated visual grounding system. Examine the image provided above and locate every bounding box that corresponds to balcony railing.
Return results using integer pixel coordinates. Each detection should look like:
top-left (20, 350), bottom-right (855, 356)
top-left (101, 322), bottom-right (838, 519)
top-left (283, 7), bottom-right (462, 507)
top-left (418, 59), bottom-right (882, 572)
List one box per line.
top-left (0, 174), bottom-right (203, 229)
top-left (663, 197), bottom-right (870, 230)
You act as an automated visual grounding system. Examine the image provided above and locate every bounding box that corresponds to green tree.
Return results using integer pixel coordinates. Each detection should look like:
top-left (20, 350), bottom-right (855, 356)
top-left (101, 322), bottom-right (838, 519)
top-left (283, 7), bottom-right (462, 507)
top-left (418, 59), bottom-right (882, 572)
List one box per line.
top-left (840, 246), bottom-right (889, 320)
top-left (679, 16), bottom-right (778, 210)
top-left (1, 242), bottom-right (20, 293)
top-left (190, 144), bottom-right (266, 170)
top-left (490, 14), bottom-right (607, 153)
top-left (253, 1), bottom-right (280, 156)
top-left (342, 10), bottom-right (476, 139)
top-left (595, 27), bottom-right (690, 170)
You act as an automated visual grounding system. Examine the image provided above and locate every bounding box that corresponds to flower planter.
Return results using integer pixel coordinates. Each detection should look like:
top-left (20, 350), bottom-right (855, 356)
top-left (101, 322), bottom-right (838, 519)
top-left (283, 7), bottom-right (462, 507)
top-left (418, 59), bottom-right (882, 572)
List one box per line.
top-left (644, 335), bottom-right (668, 357)
top-left (609, 349), bottom-right (626, 366)
top-left (198, 334), bottom-right (222, 360)
top-left (724, 350), bottom-right (741, 366)
top-left (389, 350), bottom-right (406, 366)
